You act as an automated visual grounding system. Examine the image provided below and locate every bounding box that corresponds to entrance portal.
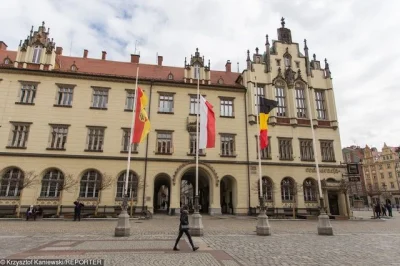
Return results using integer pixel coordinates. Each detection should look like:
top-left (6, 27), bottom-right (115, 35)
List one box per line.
top-left (328, 192), bottom-right (339, 215)
top-left (153, 174), bottom-right (171, 214)
top-left (181, 169), bottom-right (210, 214)
top-left (220, 176), bottom-right (236, 214)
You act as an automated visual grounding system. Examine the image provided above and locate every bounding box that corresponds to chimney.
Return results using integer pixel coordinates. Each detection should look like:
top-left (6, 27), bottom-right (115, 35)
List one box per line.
top-left (55, 47), bottom-right (63, 55)
top-left (131, 54), bottom-right (140, 64)
top-left (225, 60), bottom-right (231, 72)
top-left (0, 41), bottom-right (7, 51)
top-left (157, 55), bottom-right (163, 66)
top-left (83, 49), bottom-right (88, 58)
top-left (102, 51), bottom-right (107, 60)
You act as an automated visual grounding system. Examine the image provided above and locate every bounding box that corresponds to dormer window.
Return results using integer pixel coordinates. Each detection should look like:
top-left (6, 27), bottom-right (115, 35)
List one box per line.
top-left (71, 65), bottom-right (77, 71)
top-left (168, 73), bottom-right (174, 80)
top-left (32, 46), bottom-right (42, 64)
top-left (4, 58), bottom-right (10, 64)
top-left (193, 64), bottom-right (200, 79)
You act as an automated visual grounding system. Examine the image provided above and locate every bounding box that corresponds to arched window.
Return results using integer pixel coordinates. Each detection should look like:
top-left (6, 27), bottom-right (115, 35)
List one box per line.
top-left (281, 177), bottom-right (294, 201)
top-left (284, 54), bottom-right (291, 68)
top-left (168, 73), bottom-right (174, 80)
top-left (295, 83), bottom-right (307, 118)
top-left (0, 168), bottom-right (24, 197)
top-left (303, 178), bottom-right (317, 202)
top-left (79, 170), bottom-right (101, 198)
top-left (40, 169), bottom-right (64, 198)
top-left (32, 46), bottom-right (42, 64)
top-left (275, 80), bottom-right (286, 117)
top-left (116, 171), bottom-right (138, 198)
top-left (193, 64), bottom-right (200, 79)
top-left (4, 58), bottom-right (10, 64)
top-left (258, 177), bottom-right (273, 201)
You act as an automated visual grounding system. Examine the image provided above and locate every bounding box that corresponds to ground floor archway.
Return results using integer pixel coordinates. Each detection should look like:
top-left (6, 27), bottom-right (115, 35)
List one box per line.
top-left (153, 174), bottom-right (171, 214)
top-left (220, 175), bottom-right (237, 214)
top-left (180, 168), bottom-right (210, 214)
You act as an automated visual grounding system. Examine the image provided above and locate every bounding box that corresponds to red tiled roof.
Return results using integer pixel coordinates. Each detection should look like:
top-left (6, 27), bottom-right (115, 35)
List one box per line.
top-left (0, 49), bottom-right (241, 87)
top-left (0, 49), bottom-right (17, 62)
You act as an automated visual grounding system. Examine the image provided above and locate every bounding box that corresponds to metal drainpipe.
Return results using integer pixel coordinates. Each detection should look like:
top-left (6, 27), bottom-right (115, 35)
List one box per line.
top-left (244, 88), bottom-right (251, 214)
top-left (142, 80), bottom-right (154, 211)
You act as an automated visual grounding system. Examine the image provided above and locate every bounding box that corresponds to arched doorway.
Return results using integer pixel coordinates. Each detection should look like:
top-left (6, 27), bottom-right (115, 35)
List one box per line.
top-left (153, 174), bottom-right (171, 214)
top-left (181, 168), bottom-right (210, 214)
top-left (220, 175), bottom-right (237, 215)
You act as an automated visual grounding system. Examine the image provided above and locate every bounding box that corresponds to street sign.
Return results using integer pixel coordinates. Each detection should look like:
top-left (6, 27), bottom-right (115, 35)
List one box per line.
top-left (347, 163), bottom-right (359, 175)
top-left (348, 176), bottom-right (360, 182)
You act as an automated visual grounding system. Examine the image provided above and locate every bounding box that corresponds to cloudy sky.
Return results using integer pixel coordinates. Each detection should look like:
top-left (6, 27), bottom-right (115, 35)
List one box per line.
top-left (1, 0), bottom-right (399, 149)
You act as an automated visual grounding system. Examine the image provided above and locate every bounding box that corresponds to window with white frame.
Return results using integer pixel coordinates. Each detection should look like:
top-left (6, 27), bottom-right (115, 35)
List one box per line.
top-left (116, 171), bottom-right (138, 198)
top-left (278, 138), bottom-right (293, 160)
top-left (220, 97), bottom-right (234, 117)
top-left (0, 168), bottom-right (24, 197)
top-left (79, 170), bottom-right (101, 198)
top-left (32, 46), bottom-right (42, 64)
top-left (40, 169), bottom-right (64, 198)
top-left (156, 131), bottom-right (173, 154)
top-left (254, 84), bottom-right (265, 111)
top-left (315, 90), bottom-right (327, 120)
top-left (258, 177), bottom-right (273, 201)
top-left (91, 87), bottom-right (109, 109)
top-left (189, 95), bottom-right (199, 115)
top-left (8, 123), bottom-right (30, 148)
top-left (121, 128), bottom-right (138, 152)
top-left (275, 82), bottom-right (286, 116)
top-left (18, 83), bottom-right (38, 104)
top-left (320, 140), bottom-right (335, 162)
top-left (299, 139), bottom-right (314, 161)
top-left (158, 93), bottom-right (174, 113)
top-left (189, 132), bottom-right (205, 155)
top-left (281, 177), bottom-right (294, 201)
top-left (256, 136), bottom-right (271, 159)
top-left (303, 178), bottom-right (317, 201)
top-left (125, 90), bottom-right (135, 111)
top-left (295, 83), bottom-right (307, 118)
top-left (56, 85), bottom-right (74, 106)
top-left (48, 125), bottom-right (68, 150)
top-left (86, 127), bottom-right (105, 151)
top-left (220, 134), bottom-right (236, 156)
top-left (193, 64), bottom-right (200, 79)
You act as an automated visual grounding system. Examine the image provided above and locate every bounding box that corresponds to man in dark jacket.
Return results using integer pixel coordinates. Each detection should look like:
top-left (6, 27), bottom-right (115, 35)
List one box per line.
top-left (173, 205), bottom-right (199, 251)
top-left (74, 201), bottom-right (84, 221)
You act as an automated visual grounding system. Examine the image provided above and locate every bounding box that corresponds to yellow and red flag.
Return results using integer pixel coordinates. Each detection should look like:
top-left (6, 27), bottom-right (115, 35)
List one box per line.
top-left (132, 88), bottom-right (150, 143)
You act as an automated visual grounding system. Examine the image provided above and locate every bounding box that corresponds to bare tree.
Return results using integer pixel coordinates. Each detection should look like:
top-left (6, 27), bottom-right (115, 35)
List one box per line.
top-left (16, 171), bottom-right (39, 217)
top-left (125, 175), bottom-right (147, 216)
top-left (56, 174), bottom-right (79, 216)
top-left (94, 172), bottom-right (115, 215)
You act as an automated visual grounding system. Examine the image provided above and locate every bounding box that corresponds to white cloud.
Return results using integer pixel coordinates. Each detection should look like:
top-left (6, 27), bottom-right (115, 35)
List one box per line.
top-left (1, 0), bottom-right (399, 149)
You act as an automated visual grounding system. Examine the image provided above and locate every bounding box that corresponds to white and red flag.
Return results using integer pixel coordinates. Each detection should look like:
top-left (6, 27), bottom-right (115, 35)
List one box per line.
top-left (199, 95), bottom-right (215, 149)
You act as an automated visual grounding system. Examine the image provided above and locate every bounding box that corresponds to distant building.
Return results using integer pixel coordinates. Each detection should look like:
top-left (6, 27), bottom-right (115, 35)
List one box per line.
top-left (362, 144), bottom-right (400, 205)
top-left (342, 146), bottom-right (367, 207)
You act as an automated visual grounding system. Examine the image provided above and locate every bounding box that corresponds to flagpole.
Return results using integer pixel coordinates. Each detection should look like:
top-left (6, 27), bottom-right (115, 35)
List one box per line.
top-left (253, 75), bottom-right (271, 236)
top-left (306, 86), bottom-right (333, 235)
top-left (125, 66), bottom-right (140, 198)
top-left (115, 65), bottom-right (139, 237)
top-left (195, 76), bottom-right (200, 211)
top-left (191, 72), bottom-right (204, 237)
top-left (254, 78), bottom-right (264, 205)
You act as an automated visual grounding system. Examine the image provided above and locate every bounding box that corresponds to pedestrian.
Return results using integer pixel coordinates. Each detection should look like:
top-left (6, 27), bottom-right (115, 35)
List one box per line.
top-left (397, 204), bottom-right (399, 212)
top-left (26, 205), bottom-right (37, 221)
top-left (173, 205), bottom-right (199, 251)
top-left (374, 203), bottom-right (381, 219)
top-left (74, 201), bottom-right (84, 221)
top-left (381, 204), bottom-right (387, 216)
top-left (386, 203), bottom-right (393, 217)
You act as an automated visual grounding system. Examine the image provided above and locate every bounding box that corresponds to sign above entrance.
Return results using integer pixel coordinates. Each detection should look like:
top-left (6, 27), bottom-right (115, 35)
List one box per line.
top-left (348, 176), bottom-right (361, 182)
top-left (305, 168), bottom-right (341, 174)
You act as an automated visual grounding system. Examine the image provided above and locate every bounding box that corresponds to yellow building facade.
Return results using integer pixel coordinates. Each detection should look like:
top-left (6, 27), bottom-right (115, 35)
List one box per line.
top-left (362, 144), bottom-right (400, 205)
top-left (0, 19), bottom-right (349, 218)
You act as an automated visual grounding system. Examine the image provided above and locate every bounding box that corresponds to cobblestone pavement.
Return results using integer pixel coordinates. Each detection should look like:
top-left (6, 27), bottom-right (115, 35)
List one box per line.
top-left (0, 211), bottom-right (400, 266)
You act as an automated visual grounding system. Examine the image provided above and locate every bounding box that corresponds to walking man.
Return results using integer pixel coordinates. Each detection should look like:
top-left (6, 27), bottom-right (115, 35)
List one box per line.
top-left (173, 205), bottom-right (199, 251)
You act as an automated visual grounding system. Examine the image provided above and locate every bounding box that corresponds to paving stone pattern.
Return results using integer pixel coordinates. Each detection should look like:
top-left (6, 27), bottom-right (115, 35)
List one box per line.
top-left (0, 211), bottom-right (400, 266)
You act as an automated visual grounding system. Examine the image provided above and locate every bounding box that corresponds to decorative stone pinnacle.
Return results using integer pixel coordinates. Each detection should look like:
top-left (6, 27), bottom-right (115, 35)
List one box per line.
top-left (266, 34), bottom-right (269, 45)
top-left (281, 17), bottom-right (285, 28)
top-left (304, 39), bottom-right (308, 49)
top-left (313, 53), bottom-right (316, 61)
